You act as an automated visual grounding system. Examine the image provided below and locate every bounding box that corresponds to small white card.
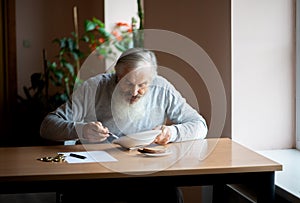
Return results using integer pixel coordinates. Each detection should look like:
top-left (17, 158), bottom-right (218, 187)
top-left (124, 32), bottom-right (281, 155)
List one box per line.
top-left (59, 151), bottom-right (118, 163)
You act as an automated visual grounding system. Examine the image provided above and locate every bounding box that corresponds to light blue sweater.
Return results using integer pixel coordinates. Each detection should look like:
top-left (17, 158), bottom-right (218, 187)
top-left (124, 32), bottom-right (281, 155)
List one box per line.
top-left (40, 73), bottom-right (208, 143)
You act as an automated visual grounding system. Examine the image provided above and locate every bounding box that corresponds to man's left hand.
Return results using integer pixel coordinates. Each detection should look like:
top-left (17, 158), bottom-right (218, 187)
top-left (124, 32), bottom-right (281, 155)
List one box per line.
top-left (153, 125), bottom-right (171, 145)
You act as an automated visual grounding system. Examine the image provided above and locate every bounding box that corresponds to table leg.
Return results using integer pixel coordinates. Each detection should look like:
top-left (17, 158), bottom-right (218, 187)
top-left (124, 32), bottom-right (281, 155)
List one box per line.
top-left (256, 172), bottom-right (275, 203)
top-left (212, 184), bottom-right (228, 203)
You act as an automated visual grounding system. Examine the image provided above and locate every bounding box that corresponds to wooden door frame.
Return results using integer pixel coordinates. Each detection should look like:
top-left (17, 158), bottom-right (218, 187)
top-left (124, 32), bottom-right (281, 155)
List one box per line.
top-left (0, 0), bottom-right (17, 142)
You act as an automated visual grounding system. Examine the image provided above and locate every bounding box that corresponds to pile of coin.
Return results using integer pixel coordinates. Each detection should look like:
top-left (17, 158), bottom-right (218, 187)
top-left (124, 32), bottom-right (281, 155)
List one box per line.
top-left (37, 154), bottom-right (65, 162)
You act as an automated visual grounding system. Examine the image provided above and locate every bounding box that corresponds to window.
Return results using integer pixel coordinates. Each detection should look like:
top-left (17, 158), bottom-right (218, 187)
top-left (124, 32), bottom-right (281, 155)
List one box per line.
top-left (297, 0), bottom-right (300, 150)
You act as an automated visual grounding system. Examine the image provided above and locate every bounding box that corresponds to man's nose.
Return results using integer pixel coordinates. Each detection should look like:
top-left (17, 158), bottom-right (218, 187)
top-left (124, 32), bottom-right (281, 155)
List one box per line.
top-left (130, 85), bottom-right (139, 96)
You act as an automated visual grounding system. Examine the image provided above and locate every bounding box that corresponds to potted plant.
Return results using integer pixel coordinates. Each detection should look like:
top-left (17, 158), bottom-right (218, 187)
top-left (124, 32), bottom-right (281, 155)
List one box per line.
top-left (15, 14), bottom-right (143, 146)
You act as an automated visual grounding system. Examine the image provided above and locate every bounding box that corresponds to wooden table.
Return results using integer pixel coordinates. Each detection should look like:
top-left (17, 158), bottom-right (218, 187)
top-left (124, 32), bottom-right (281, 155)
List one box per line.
top-left (0, 138), bottom-right (282, 203)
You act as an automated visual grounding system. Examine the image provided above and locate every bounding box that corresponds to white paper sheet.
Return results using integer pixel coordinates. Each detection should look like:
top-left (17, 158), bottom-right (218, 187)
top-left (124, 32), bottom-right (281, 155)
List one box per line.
top-left (58, 151), bottom-right (118, 163)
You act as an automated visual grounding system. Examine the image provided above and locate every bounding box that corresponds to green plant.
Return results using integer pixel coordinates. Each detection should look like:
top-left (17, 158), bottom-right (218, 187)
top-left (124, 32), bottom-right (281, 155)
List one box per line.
top-left (19, 0), bottom-right (144, 109)
top-left (42, 18), bottom-right (135, 106)
top-left (82, 18), bottom-right (134, 60)
top-left (18, 15), bottom-right (142, 115)
top-left (47, 32), bottom-right (83, 103)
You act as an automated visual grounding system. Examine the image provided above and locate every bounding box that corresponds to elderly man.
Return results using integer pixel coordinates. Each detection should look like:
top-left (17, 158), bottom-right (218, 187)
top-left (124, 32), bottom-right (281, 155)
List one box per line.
top-left (40, 48), bottom-right (207, 145)
top-left (40, 48), bottom-right (208, 203)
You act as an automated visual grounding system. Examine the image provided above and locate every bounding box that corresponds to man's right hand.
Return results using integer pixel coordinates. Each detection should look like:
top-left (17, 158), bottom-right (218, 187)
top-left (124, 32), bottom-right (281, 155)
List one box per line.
top-left (82, 121), bottom-right (109, 142)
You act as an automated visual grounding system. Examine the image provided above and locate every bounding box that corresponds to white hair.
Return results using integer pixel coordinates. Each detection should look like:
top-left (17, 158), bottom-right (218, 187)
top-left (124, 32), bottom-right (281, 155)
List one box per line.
top-left (115, 48), bottom-right (158, 75)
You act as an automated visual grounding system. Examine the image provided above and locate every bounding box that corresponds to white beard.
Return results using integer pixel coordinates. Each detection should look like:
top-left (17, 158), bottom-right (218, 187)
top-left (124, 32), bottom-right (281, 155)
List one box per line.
top-left (111, 91), bottom-right (147, 134)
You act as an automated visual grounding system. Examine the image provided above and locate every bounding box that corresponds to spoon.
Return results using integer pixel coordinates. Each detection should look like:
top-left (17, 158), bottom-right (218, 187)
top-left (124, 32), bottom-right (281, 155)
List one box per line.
top-left (108, 132), bottom-right (119, 139)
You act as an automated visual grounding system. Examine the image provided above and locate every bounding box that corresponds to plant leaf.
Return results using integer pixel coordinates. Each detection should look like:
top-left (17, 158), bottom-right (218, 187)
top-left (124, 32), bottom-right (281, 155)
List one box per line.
top-left (92, 17), bottom-right (104, 27)
top-left (64, 62), bottom-right (75, 76)
top-left (85, 20), bottom-right (96, 31)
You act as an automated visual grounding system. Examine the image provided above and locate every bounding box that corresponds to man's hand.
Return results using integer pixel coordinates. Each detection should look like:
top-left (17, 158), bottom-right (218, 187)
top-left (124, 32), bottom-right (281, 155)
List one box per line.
top-left (153, 125), bottom-right (171, 145)
top-left (82, 121), bottom-right (109, 142)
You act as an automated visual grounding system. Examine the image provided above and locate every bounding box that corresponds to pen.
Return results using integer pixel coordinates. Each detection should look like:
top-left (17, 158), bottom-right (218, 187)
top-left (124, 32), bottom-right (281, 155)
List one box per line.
top-left (69, 153), bottom-right (86, 159)
top-left (108, 132), bottom-right (119, 139)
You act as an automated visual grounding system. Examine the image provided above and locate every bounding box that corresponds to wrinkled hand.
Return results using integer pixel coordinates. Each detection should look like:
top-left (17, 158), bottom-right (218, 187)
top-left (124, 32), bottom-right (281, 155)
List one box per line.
top-left (153, 125), bottom-right (171, 145)
top-left (82, 121), bottom-right (109, 142)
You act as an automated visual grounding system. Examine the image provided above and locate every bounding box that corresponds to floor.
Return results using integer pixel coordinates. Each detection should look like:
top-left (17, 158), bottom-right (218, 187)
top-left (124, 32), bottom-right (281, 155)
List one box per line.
top-left (0, 187), bottom-right (204, 203)
top-left (0, 193), bottom-right (56, 203)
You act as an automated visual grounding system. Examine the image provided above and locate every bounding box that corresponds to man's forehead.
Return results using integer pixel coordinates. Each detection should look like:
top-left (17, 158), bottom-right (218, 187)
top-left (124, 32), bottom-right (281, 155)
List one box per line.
top-left (125, 69), bottom-right (151, 80)
top-left (118, 67), bottom-right (151, 83)
top-left (121, 65), bottom-right (153, 76)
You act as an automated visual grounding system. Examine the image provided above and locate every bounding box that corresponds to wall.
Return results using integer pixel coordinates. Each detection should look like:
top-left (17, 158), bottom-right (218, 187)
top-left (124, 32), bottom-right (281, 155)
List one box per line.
top-left (0, 0), bottom-right (16, 139)
top-left (144, 0), bottom-right (232, 139)
top-left (104, 0), bottom-right (139, 69)
top-left (232, 0), bottom-right (295, 150)
top-left (16, 0), bottom-right (104, 97)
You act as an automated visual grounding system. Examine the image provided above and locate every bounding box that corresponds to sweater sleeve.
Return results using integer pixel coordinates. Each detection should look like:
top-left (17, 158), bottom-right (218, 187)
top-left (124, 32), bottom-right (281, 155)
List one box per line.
top-left (40, 77), bottom-right (98, 142)
top-left (162, 80), bottom-right (208, 142)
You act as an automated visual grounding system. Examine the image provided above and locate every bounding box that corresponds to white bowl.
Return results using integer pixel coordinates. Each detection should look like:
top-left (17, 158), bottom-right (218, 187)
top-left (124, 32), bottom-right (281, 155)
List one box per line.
top-left (112, 130), bottom-right (162, 149)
